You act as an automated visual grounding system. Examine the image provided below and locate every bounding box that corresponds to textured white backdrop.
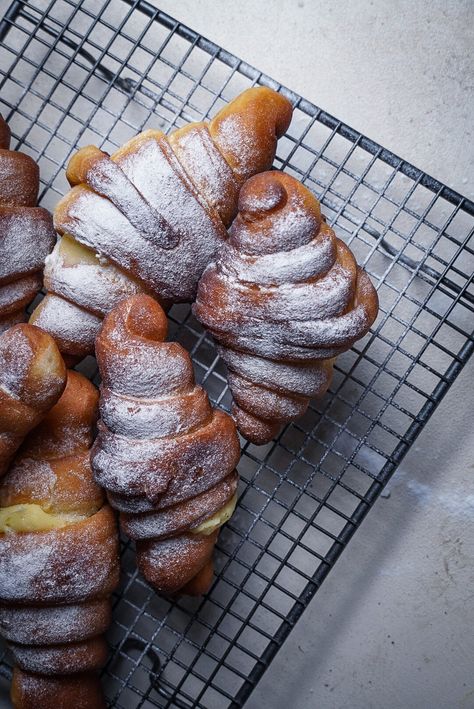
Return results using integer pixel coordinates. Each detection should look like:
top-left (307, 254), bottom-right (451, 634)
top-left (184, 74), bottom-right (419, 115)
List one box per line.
top-left (154, 0), bottom-right (474, 201)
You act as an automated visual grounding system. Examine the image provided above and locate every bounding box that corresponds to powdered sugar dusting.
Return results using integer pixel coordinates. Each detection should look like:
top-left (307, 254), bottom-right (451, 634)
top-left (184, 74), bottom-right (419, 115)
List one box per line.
top-left (121, 471), bottom-right (238, 540)
top-left (0, 310), bottom-right (25, 333)
top-left (0, 273), bottom-right (42, 314)
top-left (56, 187), bottom-right (168, 296)
top-left (0, 326), bottom-right (33, 398)
top-left (218, 346), bottom-right (332, 398)
top-left (229, 370), bottom-right (308, 421)
top-left (231, 202), bottom-right (320, 256)
top-left (0, 599), bottom-right (110, 644)
top-left (117, 135), bottom-right (227, 298)
top-left (0, 207), bottom-right (55, 284)
top-left (0, 540), bottom-right (53, 599)
top-left (91, 295), bottom-right (240, 593)
top-left (213, 114), bottom-right (256, 180)
top-left (32, 294), bottom-right (101, 353)
top-left (40, 89), bottom-right (290, 357)
top-left (84, 151), bottom-right (180, 250)
top-left (217, 256), bottom-right (355, 323)
top-left (194, 172), bottom-right (378, 443)
top-left (10, 635), bottom-right (106, 674)
top-left (44, 239), bottom-right (145, 317)
top-left (170, 125), bottom-right (240, 225)
top-left (0, 459), bottom-right (57, 503)
top-left (100, 385), bottom-right (212, 438)
top-left (0, 139), bottom-right (54, 324)
top-left (99, 338), bottom-right (195, 401)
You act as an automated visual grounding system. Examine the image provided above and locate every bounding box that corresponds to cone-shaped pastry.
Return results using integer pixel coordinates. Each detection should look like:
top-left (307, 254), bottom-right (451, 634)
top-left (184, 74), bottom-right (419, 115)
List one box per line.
top-left (0, 115), bottom-right (56, 332)
top-left (0, 323), bottom-right (66, 477)
top-left (91, 295), bottom-right (240, 596)
top-left (0, 370), bottom-right (120, 709)
top-left (194, 171), bottom-right (379, 444)
top-left (29, 87), bottom-right (293, 359)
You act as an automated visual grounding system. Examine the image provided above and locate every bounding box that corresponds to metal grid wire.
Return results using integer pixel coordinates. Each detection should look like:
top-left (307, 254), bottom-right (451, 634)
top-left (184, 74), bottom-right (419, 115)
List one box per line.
top-left (0, 1), bottom-right (473, 707)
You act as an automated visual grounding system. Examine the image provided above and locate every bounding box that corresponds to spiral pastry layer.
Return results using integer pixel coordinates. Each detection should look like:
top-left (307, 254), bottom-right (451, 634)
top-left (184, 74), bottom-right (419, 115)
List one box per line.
top-left (30, 88), bottom-right (293, 359)
top-left (0, 371), bottom-right (120, 708)
top-left (0, 116), bottom-right (56, 333)
top-left (91, 295), bottom-right (240, 596)
top-left (194, 171), bottom-right (379, 444)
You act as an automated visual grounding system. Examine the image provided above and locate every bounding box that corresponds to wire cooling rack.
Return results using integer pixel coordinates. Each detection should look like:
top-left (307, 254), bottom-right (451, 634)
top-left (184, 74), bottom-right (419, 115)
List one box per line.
top-left (0, 1), bottom-right (473, 707)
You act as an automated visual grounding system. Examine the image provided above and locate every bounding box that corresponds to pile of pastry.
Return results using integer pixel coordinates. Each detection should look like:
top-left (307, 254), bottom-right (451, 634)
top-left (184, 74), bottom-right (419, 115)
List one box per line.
top-left (0, 87), bottom-right (378, 708)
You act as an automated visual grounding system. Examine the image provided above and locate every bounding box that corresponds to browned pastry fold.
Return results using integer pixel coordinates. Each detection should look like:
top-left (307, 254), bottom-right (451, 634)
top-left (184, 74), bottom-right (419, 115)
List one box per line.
top-left (0, 115), bottom-right (56, 332)
top-left (29, 87), bottom-right (293, 358)
top-left (0, 370), bottom-right (120, 709)
top-left (91, 295), bottom-right (240, 596)
top-left (11, 670), bottom-right (105, 709)
top-left (194, 171), bottom-right (379, 444)
top-left (0, 323), bottom-right (66, 477)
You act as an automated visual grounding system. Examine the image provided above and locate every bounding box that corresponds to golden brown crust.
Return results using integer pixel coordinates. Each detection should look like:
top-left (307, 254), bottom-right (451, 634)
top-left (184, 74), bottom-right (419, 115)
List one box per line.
top-left (0, 505), bottom-right (119, 604)
top-left (231, 404), bottom-right (282, 446)
top-left (29, 293), bottom-right (102, 358)
top-left (0, 206), bottom-right (55, 287)
top-left (11, 668), bottom-right (106, 709)
top-left (11, 635), bottom-right (108, 675)
top-left (209, 86), bottom-right (293, 181)
top-left (120, 470), bottom-right (239, 540)
top-left (0, 371), bottom-right (103, 516)
top-left (0, 117), bottom-right (55, 331)
top-left (91, 295), bottom-right (240, 596)
top-left (0, 324), bottom-right (66, 477)
top-left (0, 276), bottom-right (43, 318)
top-left (178, 558), bottom-right (214, 596)
top-left (0, 116), bottom-right (11, 150)
top-left (31, 87), bottom-right (293, 359)
top-left (0, 598), bottom-right (111, 645)
top-left (0, 370), bottom-right (119, 707)
top-left (194, 171), bottom-right (379, 444)
top-left (0, 149), bottom-right (39, 207)
top-left (0, 450), bottom-right (104, 515)
top-left (136, 531), bottom-right (218, 596)
top-left (169, 122), bottom-right (240, 226)
top-left (20, 369), bottom-right (99, 460)
top-left (93, 409), bottom-right (240, 501)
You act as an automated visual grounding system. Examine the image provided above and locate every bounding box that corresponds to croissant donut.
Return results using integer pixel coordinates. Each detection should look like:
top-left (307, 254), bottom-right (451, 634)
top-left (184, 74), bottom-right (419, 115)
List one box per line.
top-left (29, 87), bottom-right (293, 359)
top-left (90, 295), bottom-right (240, 596)
top-left (0, 323), bottom-right (66, 477)
top-left (0, 115), bottom-right (56, 332)
top-left (194, 171), bottom-right (379, 444)
top-left (0, 370), bottom-right (120, 709)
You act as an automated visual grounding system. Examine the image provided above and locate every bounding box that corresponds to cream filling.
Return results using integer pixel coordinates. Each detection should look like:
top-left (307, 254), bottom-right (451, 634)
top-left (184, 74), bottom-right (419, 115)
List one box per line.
top-left (59, 233), bottom-right (99, 266)
top-left (190, 494), bottom-right (238, 536)
top-left (0, 503), bottom-right (89, 533)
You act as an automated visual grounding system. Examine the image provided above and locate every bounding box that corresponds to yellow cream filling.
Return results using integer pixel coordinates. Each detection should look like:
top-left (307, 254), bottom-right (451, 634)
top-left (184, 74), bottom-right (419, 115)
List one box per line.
top-left (60, 234), bottom-right (99, 266)
top-left (191, 494), bottom-right (238, 536)
top-left (0, 504), bottom-right (88, 533)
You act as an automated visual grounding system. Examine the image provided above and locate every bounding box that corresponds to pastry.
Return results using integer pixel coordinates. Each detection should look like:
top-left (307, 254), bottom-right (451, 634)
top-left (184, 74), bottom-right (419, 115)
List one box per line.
top-left (0, 323), bottom-right (66, 477)
top-left (194, 171), bottom-right (379, 444)
top-left (0, 115), bottom-right (56, 332)
top-left (91, 295), bottom-right (240, 596)
top-left (29, 87), bottom-right (293, 359)
top-left (0, 370), bottom-right (120, 708)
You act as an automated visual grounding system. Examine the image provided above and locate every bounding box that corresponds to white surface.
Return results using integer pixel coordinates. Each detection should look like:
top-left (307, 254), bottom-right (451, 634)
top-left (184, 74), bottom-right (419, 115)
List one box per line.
top-left (150, 2), bottom-right (474, 708)
top-left (252, 357), bottom-right (474, 709)
top-left (155, 0), bottom-right (474, 201)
